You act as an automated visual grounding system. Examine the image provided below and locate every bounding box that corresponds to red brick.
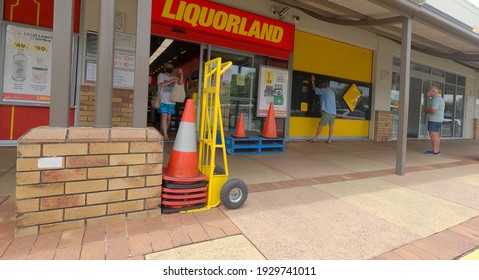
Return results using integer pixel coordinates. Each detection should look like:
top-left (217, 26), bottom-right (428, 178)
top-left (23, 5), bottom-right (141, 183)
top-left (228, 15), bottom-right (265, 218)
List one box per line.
top-left (145, 216), bottom-right (166, 232)
top-left (126, 219), bottom-right (148, 236)
top-left (83, 224), bottom-right (106, 244)
top-left (42, 169), bottom-right (87, 183)
top-left (184, 224), bottom-right (209, 243)
top-left (106, 238), bottom-right (130, 260)
top-left (30, 231), bottom-right (62, 255)
top-left (54, 246), bottom-right (81, 260)
top-left (1, 235), bottom-right (37, 259)
top-left (27, 250), bottom-right (55, 260)
top-left (80, 241), bottom-right (106, 260)
top-left (41, 194), bottom-right (85, 210)
top-left (128, 233), bottom-right (152, 257)
top-left (58, 228), bottom-right (85, 249)
top-left (106, 222), bottom-right (127, 240)
top-left (149, 230), bottom-right (173, 252)
top-left (202, 224), bottom-right (226, 240)
top-left (168, 227), bottom-right (192, 247)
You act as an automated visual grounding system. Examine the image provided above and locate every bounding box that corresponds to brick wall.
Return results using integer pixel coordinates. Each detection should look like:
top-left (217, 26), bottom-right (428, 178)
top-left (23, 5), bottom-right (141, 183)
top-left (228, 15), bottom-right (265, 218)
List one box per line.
top-left (15, 127), bottom-right (162, 237)
top-left (374, 110), bottom-right (393, 141)
top-left (474, 119), bottom-right (479, 140)
top-left (79, 86), bottom-right (134, 127)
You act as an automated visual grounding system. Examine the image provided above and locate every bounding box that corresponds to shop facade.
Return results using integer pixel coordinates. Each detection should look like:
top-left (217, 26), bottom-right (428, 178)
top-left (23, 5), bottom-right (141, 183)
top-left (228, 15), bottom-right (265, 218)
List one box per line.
top-left (0, 0), bottom-right (478, 146)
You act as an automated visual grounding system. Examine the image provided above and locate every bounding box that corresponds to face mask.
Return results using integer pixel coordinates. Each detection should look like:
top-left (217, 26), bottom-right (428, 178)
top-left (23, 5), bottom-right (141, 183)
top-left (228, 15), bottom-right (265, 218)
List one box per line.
top-left (165, 67), bottom-right (172, 73)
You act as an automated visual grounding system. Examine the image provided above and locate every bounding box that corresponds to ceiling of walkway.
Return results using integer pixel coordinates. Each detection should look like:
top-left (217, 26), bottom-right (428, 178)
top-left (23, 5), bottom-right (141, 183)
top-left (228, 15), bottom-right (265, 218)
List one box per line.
top-left (272, 0), bottom-right (479, 71)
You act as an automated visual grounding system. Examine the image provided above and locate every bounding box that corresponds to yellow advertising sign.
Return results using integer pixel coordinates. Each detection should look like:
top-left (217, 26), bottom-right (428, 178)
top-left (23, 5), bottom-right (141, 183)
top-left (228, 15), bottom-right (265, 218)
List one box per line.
top-left (300, 102), bottom-right (308, 112)
top-left (343, 83), bottom-right (362, 112)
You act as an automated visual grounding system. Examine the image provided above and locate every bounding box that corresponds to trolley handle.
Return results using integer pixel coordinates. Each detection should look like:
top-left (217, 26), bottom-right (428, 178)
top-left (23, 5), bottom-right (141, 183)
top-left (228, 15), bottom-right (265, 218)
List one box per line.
top-left (219, 61), bottom-right (232, 75)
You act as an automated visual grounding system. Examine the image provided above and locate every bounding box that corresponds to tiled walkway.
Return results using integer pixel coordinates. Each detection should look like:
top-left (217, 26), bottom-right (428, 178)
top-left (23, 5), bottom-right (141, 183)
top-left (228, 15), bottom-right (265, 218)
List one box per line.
top-left (0, 195), bottom-right (240, 260)
top-left (1, 140), bottom-right (479, 260)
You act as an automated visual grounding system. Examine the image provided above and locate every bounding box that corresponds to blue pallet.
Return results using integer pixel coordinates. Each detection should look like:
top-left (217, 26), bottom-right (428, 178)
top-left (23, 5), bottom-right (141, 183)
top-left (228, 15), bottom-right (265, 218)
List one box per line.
top-left (222, 132), bottom-right (285, 155)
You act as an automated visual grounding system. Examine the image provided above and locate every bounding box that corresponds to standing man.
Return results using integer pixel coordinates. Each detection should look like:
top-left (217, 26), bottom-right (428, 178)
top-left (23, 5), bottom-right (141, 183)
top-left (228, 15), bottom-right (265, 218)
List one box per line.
top-left (308, 75), bottom-right (336, 144)
top-left (157, 63), bottom-right (183, 141)
top-left (423, 86), bottom-right (445, 156)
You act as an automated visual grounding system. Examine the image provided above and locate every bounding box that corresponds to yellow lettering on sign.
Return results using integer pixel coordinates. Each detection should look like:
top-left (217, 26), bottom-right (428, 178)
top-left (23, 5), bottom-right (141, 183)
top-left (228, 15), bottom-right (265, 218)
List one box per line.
top-left (162, 0), bottom-right (284, 43)
top-left (162, 0), bottom-right (175, 19)
top-left (225, 14), bottom-right (241, 33)
top-left (247, 21), bottom-right (260, 38)
top-left (213, 11), bottom-right (228, 30)
top-left (198, 7), bottom-right (214, 27)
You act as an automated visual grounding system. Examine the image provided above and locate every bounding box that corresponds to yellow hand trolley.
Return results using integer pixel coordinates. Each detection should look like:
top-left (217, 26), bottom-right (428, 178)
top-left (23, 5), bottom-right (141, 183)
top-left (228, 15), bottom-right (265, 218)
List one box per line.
top-left (186, 57), bottom-right (248, 212)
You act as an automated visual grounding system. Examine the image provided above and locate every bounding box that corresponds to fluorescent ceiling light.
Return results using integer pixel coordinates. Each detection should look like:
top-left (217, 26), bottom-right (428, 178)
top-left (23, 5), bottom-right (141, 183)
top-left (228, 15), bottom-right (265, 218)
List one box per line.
top-left (149, 38), bottom-right (174, 65)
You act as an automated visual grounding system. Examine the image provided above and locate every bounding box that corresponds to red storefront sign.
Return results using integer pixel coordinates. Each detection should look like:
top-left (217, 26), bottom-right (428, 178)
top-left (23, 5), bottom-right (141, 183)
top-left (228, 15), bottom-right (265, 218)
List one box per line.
top-left (2, 0), bottom-right (81, 32)
top-left (152, 0), bottom-right (295, 59)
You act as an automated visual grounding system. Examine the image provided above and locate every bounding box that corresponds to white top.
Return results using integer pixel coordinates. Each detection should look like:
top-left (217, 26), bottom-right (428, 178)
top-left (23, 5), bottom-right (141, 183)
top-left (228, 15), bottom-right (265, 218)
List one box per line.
top-left (157, 73), bottom-right (175, 105)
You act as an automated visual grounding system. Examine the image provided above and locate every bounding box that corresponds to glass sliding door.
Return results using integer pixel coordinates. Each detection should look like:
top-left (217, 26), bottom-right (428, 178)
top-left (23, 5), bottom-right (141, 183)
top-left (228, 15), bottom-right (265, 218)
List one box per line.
top-left (454, 86), bottom-right (464, 137)
top-left (202, 47), bottom-right (257, 132)
top-left (442, 84), bottom-right (455, 137)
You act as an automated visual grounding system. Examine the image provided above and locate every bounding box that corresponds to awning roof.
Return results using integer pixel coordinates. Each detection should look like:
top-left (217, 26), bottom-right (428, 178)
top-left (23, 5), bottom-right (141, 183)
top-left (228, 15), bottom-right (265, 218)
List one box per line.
top-left (273, 0), bottom-right (479, 71)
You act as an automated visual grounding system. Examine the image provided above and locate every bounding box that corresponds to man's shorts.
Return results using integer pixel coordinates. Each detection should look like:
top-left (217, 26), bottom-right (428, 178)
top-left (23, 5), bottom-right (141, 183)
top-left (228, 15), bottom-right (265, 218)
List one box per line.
top-left (159, 103), bottom-right (175, 115)
top-left (428, 121), bottom-right (442, 133)
top-left (319, 111), bottom-right (336, 126)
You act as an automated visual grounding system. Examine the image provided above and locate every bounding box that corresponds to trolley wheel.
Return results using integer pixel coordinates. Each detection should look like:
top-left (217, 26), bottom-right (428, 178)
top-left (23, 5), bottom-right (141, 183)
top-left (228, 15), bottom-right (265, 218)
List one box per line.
top-left (220, 178), bottom-right (248, 209)
top-left (214, 166), bottom-right (225, 175)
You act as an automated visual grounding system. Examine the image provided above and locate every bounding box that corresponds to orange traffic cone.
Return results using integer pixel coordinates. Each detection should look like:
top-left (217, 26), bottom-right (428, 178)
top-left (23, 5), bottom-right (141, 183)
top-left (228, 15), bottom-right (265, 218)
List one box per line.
top-left (261, 102), bottom-right (278, 138)
top-left (233, 113), bottom-right (247, 138)
top-left (163, 99), bottom-right (207, 181)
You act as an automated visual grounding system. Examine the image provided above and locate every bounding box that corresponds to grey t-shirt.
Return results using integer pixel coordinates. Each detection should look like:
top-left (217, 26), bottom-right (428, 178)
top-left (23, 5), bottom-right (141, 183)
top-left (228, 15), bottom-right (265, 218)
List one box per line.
top-left (427, 94), bottom-right (445, 123)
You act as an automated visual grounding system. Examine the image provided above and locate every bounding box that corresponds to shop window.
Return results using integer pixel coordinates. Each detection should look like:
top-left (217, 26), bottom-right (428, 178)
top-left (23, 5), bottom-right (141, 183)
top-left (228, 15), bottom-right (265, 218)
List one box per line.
top-left (412, 63), bottom-right (431, 74)
top-left (291, 71), bottom-right (371, 120)
top-left (457, 75), bottom-right (466, 87)
top-left (431, 68), bottom-right (444, 78)
top-left (445, 72), bottom-right (457, 84)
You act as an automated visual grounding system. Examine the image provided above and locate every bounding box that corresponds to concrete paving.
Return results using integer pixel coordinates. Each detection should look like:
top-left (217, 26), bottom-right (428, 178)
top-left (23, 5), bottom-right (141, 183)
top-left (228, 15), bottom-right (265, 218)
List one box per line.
top-left (1, 139), bottom-right (479, 260)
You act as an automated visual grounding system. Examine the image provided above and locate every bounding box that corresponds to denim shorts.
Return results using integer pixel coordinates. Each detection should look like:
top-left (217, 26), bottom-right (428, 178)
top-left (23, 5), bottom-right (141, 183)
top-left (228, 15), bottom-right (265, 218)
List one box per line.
top-left (428, 121), bottom-right (442, 133)
top-left (159, 103), bottom-right (175, 115)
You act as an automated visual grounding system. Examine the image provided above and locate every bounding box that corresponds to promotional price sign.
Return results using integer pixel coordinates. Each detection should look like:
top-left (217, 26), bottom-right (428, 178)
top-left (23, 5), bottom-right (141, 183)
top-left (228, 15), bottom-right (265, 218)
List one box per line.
top-left (2, 24), bottom-right (53, 104)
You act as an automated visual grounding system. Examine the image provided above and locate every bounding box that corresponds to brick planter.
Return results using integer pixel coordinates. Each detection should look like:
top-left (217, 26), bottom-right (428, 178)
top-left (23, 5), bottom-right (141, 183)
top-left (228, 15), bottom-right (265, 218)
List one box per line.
top-left (15, 127), bottom-right (163, 237)
top-left (474, 119), bottom-right (479, 140)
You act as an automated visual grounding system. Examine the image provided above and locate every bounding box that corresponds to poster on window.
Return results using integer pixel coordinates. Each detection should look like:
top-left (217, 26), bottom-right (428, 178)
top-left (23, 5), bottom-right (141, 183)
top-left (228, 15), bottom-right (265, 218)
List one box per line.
top-left (2, 24), bottom-right (53, 104)
top-left (83, 31), bottom-right (136, 89)
top-left (257, 65), bottom-right (288, 117)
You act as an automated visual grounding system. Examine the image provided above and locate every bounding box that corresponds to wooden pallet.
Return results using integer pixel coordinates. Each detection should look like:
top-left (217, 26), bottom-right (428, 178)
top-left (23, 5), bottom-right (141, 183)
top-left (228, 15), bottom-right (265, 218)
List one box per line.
top-left (223, 132), bottom-right (285, 155)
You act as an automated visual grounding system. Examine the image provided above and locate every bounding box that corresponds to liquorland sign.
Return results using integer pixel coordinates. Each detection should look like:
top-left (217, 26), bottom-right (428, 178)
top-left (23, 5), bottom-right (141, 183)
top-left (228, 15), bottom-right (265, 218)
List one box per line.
top-left (152, 0), bottom-right (295, 59)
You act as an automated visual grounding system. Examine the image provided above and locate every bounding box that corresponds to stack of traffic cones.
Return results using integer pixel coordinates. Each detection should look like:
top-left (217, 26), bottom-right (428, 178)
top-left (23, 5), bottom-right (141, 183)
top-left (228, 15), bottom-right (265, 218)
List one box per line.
top-left (232, 113), bottom-right (247, 138)
top-left (161, 99), bottom-right (208, 213)
top-left (261, 102), bottom-right (278, 138)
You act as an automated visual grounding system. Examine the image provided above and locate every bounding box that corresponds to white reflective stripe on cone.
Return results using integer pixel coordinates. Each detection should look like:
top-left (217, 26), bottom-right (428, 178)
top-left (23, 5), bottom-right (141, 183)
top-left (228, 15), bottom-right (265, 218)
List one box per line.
top-left (172, 122), bottom-right (197, 152)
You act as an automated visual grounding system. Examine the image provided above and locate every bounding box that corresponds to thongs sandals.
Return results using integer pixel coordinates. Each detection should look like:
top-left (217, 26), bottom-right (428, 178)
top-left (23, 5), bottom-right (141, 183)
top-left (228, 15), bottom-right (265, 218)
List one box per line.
top-left (306, 138), bottom-right (318, 142)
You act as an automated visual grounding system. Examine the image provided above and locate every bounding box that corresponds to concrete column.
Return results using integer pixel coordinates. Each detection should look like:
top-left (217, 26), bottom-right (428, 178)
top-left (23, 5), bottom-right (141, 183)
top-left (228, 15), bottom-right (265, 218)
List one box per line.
top-left (396, 16), bottom-right (412, 176)
top-left (50, 0), bottom-right (74, 127)
top-left (132, 0), bottom-right (152, 128)
top-left (0, 0), bottom-right (4, 21)
top-left (94, 0), bottom-right (116, 128)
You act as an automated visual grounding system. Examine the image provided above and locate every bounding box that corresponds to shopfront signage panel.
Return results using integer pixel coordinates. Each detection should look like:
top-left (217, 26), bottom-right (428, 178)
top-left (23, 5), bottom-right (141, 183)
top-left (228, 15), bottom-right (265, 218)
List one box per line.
top-left (152, 0), bottom-right (294, 59)
top-left (258, 65), bottom-right (289, 118)
top-left (2, 25), bottom-right (53, 104)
